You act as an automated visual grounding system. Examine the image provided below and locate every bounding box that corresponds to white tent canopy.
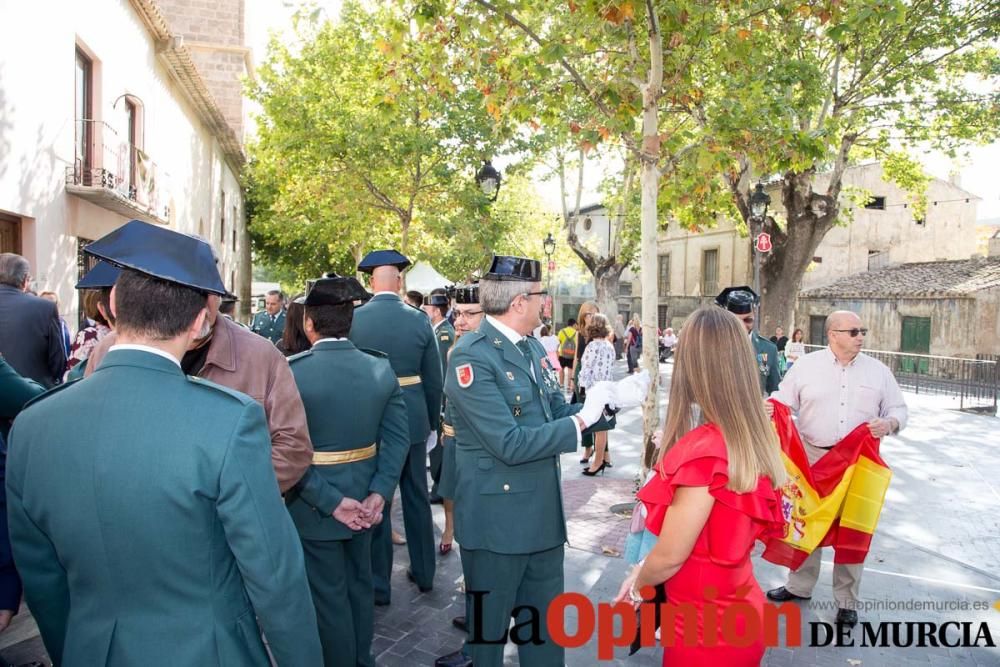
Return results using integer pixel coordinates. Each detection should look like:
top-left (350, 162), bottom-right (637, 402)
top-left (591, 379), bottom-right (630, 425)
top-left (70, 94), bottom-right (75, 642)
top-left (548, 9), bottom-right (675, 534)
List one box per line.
top-left (405, 261), bottom-right (452, 293)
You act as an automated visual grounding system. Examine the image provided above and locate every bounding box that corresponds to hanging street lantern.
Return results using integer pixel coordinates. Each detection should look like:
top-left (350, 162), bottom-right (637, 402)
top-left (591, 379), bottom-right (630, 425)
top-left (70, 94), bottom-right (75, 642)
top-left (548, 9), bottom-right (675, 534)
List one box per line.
top-left (475, 160), bottom-right (502, 202)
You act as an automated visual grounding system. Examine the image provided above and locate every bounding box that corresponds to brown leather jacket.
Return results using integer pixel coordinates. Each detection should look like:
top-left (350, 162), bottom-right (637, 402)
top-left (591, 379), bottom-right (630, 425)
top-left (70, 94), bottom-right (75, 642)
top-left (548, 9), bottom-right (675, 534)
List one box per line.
top-left (85, 315), bottom-right (313, 492)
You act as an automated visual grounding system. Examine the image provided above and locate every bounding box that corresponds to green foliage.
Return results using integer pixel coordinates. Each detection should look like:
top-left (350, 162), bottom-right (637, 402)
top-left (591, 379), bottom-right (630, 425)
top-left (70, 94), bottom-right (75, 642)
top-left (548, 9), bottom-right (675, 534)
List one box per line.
top-left (246, 1), bottom-right (523, 291)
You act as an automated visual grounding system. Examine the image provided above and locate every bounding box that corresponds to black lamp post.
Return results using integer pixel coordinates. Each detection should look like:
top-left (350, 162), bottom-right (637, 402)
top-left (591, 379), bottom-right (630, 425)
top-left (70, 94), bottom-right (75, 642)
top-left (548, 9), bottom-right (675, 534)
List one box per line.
top-left (543, 232), bottom-right (556, 323)
top-left (475, 160), bottom-right (502, 202)
top-left (748, 182), bottom-right (771, 321)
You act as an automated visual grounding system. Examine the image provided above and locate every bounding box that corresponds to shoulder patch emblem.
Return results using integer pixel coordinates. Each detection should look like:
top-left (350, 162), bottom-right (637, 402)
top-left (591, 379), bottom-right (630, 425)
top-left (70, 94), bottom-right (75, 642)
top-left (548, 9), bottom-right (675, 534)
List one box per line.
top-left (456, 363), bottom-right (474, 388)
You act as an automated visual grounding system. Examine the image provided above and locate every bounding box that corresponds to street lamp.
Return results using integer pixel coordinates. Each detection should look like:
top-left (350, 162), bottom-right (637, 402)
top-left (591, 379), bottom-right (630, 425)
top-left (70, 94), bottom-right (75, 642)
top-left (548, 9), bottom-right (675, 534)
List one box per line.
top-left (475, 160), bottom-right (502, 202)
top-left (543, 232), bottom-right (556, 324)
top-left (749, 182), bottom-right (771, 326)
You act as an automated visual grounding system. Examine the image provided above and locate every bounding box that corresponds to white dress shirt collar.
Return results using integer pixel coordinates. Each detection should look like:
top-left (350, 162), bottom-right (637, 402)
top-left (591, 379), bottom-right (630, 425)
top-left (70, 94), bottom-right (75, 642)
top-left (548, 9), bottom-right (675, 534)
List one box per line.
top-left (108, 343), bottom-right (182, 368)
top-left (486, 315), bottom-right (524, 346)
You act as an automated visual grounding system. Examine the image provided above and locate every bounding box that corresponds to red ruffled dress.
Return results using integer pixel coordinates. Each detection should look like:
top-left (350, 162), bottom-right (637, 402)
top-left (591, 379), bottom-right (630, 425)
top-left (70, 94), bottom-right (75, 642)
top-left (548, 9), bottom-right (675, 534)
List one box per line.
top-left (636, 423), bottom-right (784, 666)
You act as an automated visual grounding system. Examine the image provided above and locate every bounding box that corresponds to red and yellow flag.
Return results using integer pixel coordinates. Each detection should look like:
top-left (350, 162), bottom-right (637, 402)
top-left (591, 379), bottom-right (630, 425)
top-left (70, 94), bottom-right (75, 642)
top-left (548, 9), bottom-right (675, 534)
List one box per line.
top-left (762, 400), bottom-right (892, 569)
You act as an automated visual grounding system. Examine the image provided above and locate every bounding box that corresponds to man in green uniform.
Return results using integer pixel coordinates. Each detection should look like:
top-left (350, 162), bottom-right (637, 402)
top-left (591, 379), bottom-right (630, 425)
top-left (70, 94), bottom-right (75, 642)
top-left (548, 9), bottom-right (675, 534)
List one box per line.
top-left (424, 291), bottom-right (454, 504)
top-left (716, 285), bottom-right (781, 394)
top-left (251, 289), bottom-right (286, 343)
top-left (287, 275), bottom-right (411, 666)
top-left (6, 225), bottom-right (321, 665)
top-left (423, 291), bottom-right (455, 376)
top-left (349, 249), bottom-right (442, 603)
top-left (438, 255), bottom-right (626, 667)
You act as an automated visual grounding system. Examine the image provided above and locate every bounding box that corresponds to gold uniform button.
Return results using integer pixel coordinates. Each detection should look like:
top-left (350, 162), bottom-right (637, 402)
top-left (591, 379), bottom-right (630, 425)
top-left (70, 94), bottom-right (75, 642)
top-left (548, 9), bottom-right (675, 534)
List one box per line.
top-left (503, 483), bottom-right (510, 492)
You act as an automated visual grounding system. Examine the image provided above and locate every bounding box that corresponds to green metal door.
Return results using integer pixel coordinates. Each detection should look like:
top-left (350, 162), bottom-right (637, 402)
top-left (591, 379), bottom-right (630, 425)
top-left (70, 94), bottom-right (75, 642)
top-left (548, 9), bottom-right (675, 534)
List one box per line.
top-left (900, 316), bottom-right (931, 374)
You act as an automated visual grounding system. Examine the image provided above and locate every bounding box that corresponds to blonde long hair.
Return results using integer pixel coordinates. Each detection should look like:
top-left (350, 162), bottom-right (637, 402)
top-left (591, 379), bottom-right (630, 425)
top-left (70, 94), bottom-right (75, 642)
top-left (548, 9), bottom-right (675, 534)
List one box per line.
top-left (658, 306), bottom-right (786, 492)
top-left (576, 301), bottom-right (599, 340)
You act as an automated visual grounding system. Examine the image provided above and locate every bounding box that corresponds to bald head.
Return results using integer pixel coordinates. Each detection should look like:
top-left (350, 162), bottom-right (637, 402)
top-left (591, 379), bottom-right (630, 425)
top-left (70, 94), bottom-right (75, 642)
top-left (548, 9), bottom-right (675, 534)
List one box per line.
top-left (825, 310), bottom-right (861, 334)
top-left (825, 310), bottom-right (865, 361)
top-left (370, 265), bottom-right (402, 293)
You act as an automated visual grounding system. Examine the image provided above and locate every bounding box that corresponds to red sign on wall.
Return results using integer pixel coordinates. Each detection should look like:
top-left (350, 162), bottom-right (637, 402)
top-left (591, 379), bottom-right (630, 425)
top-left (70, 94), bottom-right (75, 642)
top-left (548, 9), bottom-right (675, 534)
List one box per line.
top-left (755, 233), bottom-right (773, 253)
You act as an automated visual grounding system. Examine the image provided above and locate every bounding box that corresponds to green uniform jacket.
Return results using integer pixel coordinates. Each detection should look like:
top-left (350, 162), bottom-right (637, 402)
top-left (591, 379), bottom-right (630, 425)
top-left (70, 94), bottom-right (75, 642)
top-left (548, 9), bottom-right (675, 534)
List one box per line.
top-left (445, 318), bottom-right (590, 555)
top-left (349, 293), bottom-right (443, 444)
top-left (752, 331), bottom-right (781, 395)
top-left (0, 359), bottom-right (44, 434)
top-left (251, 309), bottom-right (286, 344)
top-left (433, 320), bottom-right (455, 378)
top-left (6, 349), bottom-right (322, 666)
top-left (287, 339), bottom-right (410, 541)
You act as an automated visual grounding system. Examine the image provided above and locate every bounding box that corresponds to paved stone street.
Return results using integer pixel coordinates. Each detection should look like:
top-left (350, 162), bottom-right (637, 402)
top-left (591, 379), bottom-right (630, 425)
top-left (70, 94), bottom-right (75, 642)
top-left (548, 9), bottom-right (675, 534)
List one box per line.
top-left (2, 359), bottom-right (999, 665)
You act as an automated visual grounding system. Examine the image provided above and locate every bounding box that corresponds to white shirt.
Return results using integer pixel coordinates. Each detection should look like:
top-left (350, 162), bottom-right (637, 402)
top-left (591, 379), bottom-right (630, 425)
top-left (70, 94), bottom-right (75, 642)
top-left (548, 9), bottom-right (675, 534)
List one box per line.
top-left (313, 337), bottom-right (347, 344)
top-left (785, 341), bottom-right (806, 361)
top-left (770, 347), bottom-right (908, 448)
top-left (485, 316), bottom-right (583, 443)
top-left (108, 344), bottom-right (181, 368)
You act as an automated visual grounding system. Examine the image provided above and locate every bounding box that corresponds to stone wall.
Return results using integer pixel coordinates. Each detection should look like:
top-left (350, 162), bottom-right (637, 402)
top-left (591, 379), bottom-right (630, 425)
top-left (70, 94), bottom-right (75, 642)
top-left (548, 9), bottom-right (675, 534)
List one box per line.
top-left (795, 295), bottom-right (999, 357)
top-left (156, 0), bottom-right (247, 138)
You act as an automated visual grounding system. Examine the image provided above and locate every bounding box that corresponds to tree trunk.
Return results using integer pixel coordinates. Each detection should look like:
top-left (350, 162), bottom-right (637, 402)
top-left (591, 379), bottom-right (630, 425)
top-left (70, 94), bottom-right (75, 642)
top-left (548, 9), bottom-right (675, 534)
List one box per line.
top-left (594, 261), bottom-right (624, 320)
top-left (238, 210), bottom-right (253, 322)
top-left (756, 169), bottom-right (840, 333)
top-left (638, 5), bottom-right (663, 471)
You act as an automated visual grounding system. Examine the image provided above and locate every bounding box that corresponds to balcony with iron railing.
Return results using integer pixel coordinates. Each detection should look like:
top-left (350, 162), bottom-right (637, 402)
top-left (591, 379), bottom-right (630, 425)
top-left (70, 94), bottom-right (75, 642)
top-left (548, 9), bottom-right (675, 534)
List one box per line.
top-left (66, 119), bottom-right (170, 224)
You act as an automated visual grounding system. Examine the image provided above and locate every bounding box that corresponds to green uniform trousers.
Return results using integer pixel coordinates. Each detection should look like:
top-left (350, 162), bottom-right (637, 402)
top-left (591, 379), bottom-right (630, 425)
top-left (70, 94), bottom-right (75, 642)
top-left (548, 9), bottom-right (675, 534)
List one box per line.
top-left (371, 440), bottom-right (436, 601)
top-left (462, 544), bottom-right (565, 667)
top-left (302, 532), bottom-right (374, 667)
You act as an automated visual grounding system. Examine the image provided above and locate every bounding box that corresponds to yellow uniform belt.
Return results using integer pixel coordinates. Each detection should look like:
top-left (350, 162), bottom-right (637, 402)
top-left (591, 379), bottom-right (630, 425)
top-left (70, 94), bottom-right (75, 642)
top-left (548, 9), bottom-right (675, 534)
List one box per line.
top-left (442, 424), bottom-right (455, 437)
top-left (312, 444), bottom-right (377, 466)
top-left (398, 375), bottom-right (422, 387)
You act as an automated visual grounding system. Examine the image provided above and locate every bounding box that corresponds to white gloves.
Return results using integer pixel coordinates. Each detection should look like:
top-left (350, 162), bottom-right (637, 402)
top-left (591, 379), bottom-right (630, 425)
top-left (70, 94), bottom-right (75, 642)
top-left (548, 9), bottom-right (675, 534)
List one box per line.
top-left (425, 430), bottom-right (438, 454)
top-left (613, 370), bottom-right (651, 410)
top-left (578, 381), bottom-right (615, 426)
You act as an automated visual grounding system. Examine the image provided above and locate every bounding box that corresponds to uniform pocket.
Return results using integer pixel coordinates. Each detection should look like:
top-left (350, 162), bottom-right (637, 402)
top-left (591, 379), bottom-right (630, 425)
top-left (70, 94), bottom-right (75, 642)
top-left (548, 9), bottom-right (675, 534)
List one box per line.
top-left (477, 472), bottom-right (536, 495)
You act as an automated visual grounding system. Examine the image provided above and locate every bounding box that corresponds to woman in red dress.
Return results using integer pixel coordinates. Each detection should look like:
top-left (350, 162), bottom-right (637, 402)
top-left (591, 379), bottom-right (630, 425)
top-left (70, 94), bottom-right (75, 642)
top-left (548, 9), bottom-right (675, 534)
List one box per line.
top-left (616, 305), bottom-right (787, 666)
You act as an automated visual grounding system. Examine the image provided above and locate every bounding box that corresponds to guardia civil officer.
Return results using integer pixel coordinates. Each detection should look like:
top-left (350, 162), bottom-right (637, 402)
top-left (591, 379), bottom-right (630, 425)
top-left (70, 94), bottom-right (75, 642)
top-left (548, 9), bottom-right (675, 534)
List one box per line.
top-left (251, 289), bottom-right (287, 343)
top-left (287, 275), bottom-right (410, 666)
top-left (423, 291), bottom-right (455, 377)
top-left (424, 290), bottom-right (454, 504)
top-left (6, 224), bottom-right (321, 665)
top-left (439, 255), bottom-right (619, 667)
top-left (349, 249), bottom-right (442, 603)
top-left (716, 285), bottom-right (781, 394)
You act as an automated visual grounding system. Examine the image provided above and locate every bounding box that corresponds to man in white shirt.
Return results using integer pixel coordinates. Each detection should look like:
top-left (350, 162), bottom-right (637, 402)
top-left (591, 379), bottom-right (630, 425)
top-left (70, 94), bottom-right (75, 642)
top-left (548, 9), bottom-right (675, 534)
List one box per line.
top-left (766, 310), bottom-right (908, 627)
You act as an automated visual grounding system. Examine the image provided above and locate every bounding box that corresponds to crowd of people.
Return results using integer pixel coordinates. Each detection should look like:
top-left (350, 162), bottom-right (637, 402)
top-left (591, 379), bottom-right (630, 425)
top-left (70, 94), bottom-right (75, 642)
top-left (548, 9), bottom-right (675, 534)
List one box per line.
top-left (0, 219), bottom-right (909, 667)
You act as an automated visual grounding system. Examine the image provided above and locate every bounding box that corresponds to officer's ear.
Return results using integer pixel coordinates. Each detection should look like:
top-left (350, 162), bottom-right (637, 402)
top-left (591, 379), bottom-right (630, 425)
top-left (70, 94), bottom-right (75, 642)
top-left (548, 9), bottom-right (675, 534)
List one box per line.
top-left (109, 285), bottom-right (119, 320)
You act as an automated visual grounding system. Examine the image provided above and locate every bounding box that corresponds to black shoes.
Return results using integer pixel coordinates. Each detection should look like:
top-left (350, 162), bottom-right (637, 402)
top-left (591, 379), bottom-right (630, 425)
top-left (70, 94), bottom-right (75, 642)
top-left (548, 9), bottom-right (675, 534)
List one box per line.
top-left (451, 616), bottom-right (467, 632)
top-left (581, 461), bottom-right (607, 476)
top-left (836, 608), bottom-right (858, 627)
top-left (765, 586), bottom-right (811, 602)
top-left (435, 650), bottom-right (472, 667)
top-left (407, 569), bottom-right (433, 593)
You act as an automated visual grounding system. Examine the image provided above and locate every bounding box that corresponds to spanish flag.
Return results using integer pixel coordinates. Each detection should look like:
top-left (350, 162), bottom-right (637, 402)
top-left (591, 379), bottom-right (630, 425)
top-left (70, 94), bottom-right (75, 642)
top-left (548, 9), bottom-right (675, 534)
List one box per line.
top-left (762, 400), bottom-right (892, 570)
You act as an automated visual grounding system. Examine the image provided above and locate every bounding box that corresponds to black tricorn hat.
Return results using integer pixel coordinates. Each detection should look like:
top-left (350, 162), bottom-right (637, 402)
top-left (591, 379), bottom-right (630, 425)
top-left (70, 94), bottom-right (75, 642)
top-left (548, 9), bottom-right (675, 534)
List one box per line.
top-left (715, 285), bottom-right (759, 315)
top-left (482, 255), bottom-right (541, 282)
top-left (75, 261), bottom-right (121, 289)
top-left (83, 219), bottom-right (227, 295)
top-left (357, 249), bottom-right (411, 274)
top-left (304, 276), bottom-right (372, 306)
top-left (449, 283), bottom-right (480, 304)
top-left (423, 293), bottom-right (449, 307)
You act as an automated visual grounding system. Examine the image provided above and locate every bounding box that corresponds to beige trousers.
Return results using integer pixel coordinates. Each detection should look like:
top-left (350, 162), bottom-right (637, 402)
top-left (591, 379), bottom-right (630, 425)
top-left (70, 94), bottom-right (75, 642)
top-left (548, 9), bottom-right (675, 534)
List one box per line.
top-left (784, 441), bottom-right (865, 608)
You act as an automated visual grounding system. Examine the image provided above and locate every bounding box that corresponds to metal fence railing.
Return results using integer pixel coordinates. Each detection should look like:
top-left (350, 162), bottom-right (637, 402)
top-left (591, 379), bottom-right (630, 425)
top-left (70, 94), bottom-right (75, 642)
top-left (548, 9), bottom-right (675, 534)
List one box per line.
top-left (802, 345), bottom-right (998, 414)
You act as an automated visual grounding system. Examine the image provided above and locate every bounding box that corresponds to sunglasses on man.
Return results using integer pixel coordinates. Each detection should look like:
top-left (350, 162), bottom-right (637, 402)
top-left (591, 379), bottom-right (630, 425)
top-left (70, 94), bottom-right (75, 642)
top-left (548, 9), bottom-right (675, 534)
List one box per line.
top-left (832, 328), bottom-right (868, 337)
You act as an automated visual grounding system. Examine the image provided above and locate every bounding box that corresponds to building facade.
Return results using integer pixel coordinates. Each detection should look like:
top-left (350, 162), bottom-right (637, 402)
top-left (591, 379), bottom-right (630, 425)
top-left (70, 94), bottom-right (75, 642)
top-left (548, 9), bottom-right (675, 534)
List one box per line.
top-left (797, 254), bottom-right (1000, 357)
top-left (0, 0), bottom-right (251, 326)
top-left (569, 163), bottom-right (981, 331)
